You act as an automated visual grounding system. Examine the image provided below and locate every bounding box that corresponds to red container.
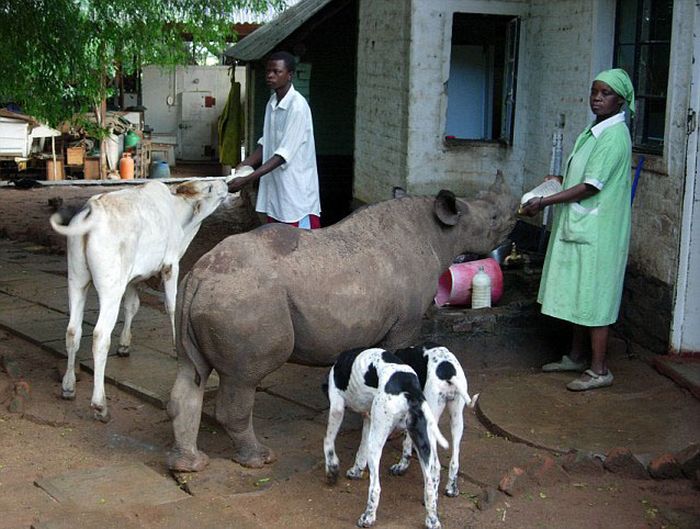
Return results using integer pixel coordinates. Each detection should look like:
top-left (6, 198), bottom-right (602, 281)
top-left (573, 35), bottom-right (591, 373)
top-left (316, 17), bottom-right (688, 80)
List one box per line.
top-left (434, 258), bottom-right (503, 307)
top-left (119, 152), bottom-right (135, 180)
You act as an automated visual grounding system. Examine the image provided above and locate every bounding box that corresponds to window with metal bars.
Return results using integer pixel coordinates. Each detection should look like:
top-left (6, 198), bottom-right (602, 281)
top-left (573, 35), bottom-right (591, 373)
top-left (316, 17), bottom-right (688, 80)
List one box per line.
top-left (614, 0), bottom-right (673, 154)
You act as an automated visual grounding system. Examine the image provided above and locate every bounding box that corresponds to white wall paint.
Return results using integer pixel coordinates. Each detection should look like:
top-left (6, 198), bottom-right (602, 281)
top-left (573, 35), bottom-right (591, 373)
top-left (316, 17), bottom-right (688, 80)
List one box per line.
top-left (142, 65), bottom-right (245, 159)
top-left (671, 2), bottom-right (700, 354)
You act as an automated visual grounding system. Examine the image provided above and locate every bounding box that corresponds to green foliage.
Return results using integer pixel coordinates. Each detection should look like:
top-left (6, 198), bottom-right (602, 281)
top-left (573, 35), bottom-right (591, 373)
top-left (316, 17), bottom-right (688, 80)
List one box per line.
top-left (0, 0), bottom-right (284, 126)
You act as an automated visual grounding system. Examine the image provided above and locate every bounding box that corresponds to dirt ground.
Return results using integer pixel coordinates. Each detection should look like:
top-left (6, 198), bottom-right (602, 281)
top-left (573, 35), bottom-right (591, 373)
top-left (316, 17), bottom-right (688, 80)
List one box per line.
top-left (0, 181), bottom-right (699, 529)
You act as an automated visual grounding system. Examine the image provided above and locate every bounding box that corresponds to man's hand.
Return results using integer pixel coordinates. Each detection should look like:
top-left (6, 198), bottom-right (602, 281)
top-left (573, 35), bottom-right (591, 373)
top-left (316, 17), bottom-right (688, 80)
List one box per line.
top-left (228, 176), bottom-right (250, 193)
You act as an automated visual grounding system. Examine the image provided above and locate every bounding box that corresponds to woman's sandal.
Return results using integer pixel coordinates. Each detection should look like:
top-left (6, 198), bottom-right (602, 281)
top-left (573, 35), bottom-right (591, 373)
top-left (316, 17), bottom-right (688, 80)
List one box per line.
top-left (542, 355), bottom-right (587, 373)
top-left (566, 369), bottom-right (614, 391)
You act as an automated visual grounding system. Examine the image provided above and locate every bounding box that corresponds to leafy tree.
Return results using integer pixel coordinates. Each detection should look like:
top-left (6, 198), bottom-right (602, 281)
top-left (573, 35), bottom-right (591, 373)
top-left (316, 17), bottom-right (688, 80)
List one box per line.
top-left (0, 0), bottom-right (284, 176)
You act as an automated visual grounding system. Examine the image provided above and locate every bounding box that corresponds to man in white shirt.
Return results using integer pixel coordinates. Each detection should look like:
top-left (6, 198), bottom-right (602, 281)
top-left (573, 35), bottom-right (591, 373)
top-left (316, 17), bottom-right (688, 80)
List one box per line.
top-left (229, 51), bottom-right (321, 229)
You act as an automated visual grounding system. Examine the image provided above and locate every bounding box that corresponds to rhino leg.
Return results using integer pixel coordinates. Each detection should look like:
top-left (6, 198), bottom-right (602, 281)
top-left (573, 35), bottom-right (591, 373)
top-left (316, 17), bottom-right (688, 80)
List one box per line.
top-left (216, 373), bottom-right (277, 468)
top-left (167, 355), bottom-right (211, 472)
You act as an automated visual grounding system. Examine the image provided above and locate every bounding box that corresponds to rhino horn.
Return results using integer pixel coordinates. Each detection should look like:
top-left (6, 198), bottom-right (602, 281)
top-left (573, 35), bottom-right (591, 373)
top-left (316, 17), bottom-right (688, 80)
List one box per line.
top-left (434, 189), bottom-right (465, 226)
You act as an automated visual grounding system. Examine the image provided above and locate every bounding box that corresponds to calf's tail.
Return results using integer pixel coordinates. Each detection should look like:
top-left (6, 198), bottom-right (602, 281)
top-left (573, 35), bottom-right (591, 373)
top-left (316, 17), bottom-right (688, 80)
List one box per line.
top-left (49, 204), bottom-right (96, 237)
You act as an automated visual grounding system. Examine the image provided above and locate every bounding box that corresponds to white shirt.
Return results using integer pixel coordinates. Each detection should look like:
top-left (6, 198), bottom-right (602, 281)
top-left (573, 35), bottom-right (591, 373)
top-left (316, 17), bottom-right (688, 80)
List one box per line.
top-left (256, 84), bottom-right (321, 222)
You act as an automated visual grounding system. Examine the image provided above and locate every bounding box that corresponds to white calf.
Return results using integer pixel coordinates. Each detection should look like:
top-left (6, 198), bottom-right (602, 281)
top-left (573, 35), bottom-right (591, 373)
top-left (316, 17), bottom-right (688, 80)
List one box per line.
top-left (50, 179), bottom-right (229, 421)
top-left (392, 343), bottom-right (478, 497)
top-left (324, 348), bottom-right (449, 529)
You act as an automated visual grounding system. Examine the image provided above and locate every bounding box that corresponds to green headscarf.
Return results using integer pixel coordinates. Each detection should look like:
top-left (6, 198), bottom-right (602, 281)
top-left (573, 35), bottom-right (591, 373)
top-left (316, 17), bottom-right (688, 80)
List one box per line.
top-left (594, 68), bottom-right (635, 117)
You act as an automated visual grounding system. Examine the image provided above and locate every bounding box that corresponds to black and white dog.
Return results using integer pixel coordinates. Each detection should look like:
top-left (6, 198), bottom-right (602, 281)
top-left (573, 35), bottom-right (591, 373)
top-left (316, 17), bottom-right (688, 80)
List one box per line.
top-left (324, 347), bottom-right (448, 529)
top-left (392, 343), bottom-right (478, 497)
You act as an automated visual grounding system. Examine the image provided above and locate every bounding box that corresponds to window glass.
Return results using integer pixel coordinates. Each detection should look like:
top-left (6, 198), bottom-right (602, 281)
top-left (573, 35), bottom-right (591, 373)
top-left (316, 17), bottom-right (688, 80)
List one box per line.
top-left (445, 13), bottom-right (519, 144)
top-left (614, 0), bottom-right (672, 153)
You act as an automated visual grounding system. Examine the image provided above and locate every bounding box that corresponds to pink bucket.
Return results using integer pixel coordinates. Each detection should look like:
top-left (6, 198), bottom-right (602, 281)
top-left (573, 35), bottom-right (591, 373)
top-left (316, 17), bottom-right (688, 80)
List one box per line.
top-left (434, 258), bottom-right (503, 307)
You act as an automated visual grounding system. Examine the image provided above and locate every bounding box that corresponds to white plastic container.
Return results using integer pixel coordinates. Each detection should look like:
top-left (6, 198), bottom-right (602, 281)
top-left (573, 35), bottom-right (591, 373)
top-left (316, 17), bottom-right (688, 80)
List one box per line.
top-left (471, 266), bottom-right (492, 309)
top-left (521, 179), bottom-right (563, 206)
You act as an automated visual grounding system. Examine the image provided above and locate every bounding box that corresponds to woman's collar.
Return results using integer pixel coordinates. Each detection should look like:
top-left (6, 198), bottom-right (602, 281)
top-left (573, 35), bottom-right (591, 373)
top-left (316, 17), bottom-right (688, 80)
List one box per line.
top-left (591, 112), bottom-right (626, 138)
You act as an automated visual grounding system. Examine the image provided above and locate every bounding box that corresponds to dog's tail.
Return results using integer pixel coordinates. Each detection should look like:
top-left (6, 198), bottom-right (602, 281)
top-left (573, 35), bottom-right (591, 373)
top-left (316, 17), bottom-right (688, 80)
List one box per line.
top-left (405, 378), bottom-right (448, 465)
top-left (49, 204), bottom-right (96, 237)
top-left (454, 375), bottom-right (479, 409)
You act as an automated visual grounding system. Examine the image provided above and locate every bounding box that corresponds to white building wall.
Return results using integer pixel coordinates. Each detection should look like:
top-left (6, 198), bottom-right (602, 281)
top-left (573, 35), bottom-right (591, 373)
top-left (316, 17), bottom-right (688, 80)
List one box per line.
top-left (406, 0), bottom-right (528, 198)
top-left (354, 0), bottom-right (412, 203)
top-left (355, 0), bottom-right (693, 305)
top-left (142, 65), bottom-right (245, 159)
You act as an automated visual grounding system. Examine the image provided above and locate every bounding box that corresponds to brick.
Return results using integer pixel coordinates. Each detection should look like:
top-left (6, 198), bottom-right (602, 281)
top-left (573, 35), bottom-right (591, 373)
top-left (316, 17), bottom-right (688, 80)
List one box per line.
top-left (1, 355), bottom-right (22, 380)
top-left (498, 466), bottom-right (527, 496)
top-left (561, 451), bottom-right (605, 475)
top-left (0, 376), bottom-right (12, 403)
top-left (603, 447), bottom-right (649, 480)
top-left (648, 453), bottom-right (683, 480)
top-left (674, 443), bottom-right (700, 480)
top-left (525, 455), bottom-right (570, 486)
top-left (476, 486), bottom-right (499, 511)
top-left (8, 394), bottom-right (26, 414)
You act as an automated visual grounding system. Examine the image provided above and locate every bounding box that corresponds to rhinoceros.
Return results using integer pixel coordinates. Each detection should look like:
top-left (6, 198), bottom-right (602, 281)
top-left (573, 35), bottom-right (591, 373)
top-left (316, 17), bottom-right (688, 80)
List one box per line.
top-left (167, 174), bottom-right (517, 471)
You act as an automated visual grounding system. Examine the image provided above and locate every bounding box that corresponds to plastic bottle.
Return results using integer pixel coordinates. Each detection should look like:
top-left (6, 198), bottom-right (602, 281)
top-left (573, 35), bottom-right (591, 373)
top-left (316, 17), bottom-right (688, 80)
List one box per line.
top-left (471, 266), bottom-right (492, 309)
top-left (119, 152), bottom-right (135, 180)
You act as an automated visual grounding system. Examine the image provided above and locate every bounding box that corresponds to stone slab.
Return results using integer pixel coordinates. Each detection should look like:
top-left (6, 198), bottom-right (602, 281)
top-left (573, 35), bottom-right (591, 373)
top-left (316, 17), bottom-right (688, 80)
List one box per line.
top-left (654, 356), bottom-right (700, 400)
top-left (82, 347), bottom-right (218, 409)
top-left (34, 462), bottom-right (188, 508)
top-left (0, 305), bottom-right (73, 343)
top-left (32, 513), bottom-right (141, 529)
top-left (477, 357), bottom-right (700, 456)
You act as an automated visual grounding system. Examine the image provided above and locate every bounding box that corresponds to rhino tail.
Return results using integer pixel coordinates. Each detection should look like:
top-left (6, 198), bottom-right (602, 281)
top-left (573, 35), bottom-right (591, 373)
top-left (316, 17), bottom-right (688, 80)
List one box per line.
top-left (176, 271), bottom-right (210, 384)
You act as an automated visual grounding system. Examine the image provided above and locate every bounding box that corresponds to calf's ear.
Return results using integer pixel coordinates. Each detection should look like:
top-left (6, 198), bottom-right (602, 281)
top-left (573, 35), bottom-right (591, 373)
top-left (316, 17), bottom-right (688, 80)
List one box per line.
top-left (434, 189), bottom-right (465, 226)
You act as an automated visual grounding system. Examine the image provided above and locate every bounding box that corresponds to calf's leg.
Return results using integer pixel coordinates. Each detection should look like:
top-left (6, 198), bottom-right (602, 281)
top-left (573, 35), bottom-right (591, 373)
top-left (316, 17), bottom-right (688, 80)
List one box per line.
top-left (161, 263), bottom-right (178, 346)
top-left (167, 354), bottom-right (211, 472)
top-left (117, 283), bottom-right (139, 357)
top-left (62, 276), bottom-right (89, 400)
top-left (90, 289), bottom-right (122, 422)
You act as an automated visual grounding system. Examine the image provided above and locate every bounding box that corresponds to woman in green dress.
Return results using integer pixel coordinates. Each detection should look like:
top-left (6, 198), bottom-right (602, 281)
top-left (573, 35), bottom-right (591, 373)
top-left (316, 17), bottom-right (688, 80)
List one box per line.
top-left (521, 68), bottom-right (635, 391)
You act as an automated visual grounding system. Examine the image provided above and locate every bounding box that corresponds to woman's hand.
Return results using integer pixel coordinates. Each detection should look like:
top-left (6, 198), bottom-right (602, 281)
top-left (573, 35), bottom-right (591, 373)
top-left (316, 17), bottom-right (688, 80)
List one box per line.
top-left (544, 174), bottom-right (563, 184)
top-left (519, 197), bottom-right (544, 217)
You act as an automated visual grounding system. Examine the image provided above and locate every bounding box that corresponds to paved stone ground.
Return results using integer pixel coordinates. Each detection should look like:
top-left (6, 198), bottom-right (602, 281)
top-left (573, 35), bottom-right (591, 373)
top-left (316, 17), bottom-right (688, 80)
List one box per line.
top-left (0, 182), bottom-right (699, 529)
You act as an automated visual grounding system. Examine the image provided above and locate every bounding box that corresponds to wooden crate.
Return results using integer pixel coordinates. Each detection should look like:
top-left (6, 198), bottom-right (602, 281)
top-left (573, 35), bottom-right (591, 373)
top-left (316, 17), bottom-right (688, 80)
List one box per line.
top-left (66, 146), bottom-right (85, 166)
top-left (84, 158), bottom-right (100, 179)
top-left (46, 159), bottom-right (64, 180)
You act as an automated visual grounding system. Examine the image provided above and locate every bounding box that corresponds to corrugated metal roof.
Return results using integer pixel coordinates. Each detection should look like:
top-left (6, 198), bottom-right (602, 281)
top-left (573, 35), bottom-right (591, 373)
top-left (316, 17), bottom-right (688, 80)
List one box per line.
top-left (225, 0), bottom-right (336, 61)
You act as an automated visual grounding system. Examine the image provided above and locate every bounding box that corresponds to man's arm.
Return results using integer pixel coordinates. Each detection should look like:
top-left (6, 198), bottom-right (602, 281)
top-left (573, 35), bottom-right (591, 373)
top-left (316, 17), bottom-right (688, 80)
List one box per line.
top-left (229, 149), bottom-right (286, 193)
top-left (236, 144), bottom-right (263, 171)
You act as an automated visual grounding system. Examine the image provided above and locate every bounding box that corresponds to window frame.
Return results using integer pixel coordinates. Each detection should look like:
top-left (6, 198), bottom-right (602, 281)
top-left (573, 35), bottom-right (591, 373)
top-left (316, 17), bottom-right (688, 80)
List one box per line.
top-left (443, 13), bottom-right (520, 146)
top-left (613, 0), bottom-right (673, 154)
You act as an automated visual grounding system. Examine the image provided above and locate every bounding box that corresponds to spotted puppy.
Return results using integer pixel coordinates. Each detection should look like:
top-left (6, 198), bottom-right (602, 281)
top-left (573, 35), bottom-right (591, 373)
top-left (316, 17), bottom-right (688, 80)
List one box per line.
top-left (392, 343), bottom-right (478, 497)
top-left (324, 347), bottom-right (449, 529)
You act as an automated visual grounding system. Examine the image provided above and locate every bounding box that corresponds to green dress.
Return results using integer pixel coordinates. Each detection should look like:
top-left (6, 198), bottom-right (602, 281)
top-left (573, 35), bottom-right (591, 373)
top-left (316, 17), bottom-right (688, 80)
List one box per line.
top-left (538, 113), bottom-right (632, 327)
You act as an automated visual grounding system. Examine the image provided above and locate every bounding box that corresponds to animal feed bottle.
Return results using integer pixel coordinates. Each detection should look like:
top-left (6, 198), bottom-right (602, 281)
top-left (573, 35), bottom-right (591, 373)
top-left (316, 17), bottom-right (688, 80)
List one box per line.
top-left (119, 152), bottom-right (135, 180)
top-left (471, 266), bottom-right (491, 309)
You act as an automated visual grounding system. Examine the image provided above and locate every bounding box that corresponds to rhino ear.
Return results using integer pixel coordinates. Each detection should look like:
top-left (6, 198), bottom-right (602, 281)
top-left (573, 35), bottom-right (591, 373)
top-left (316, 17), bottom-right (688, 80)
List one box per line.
top-left (434, 189), bottom-right (464, 226)
top-left (393, 186), bottom-right (407, 199)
